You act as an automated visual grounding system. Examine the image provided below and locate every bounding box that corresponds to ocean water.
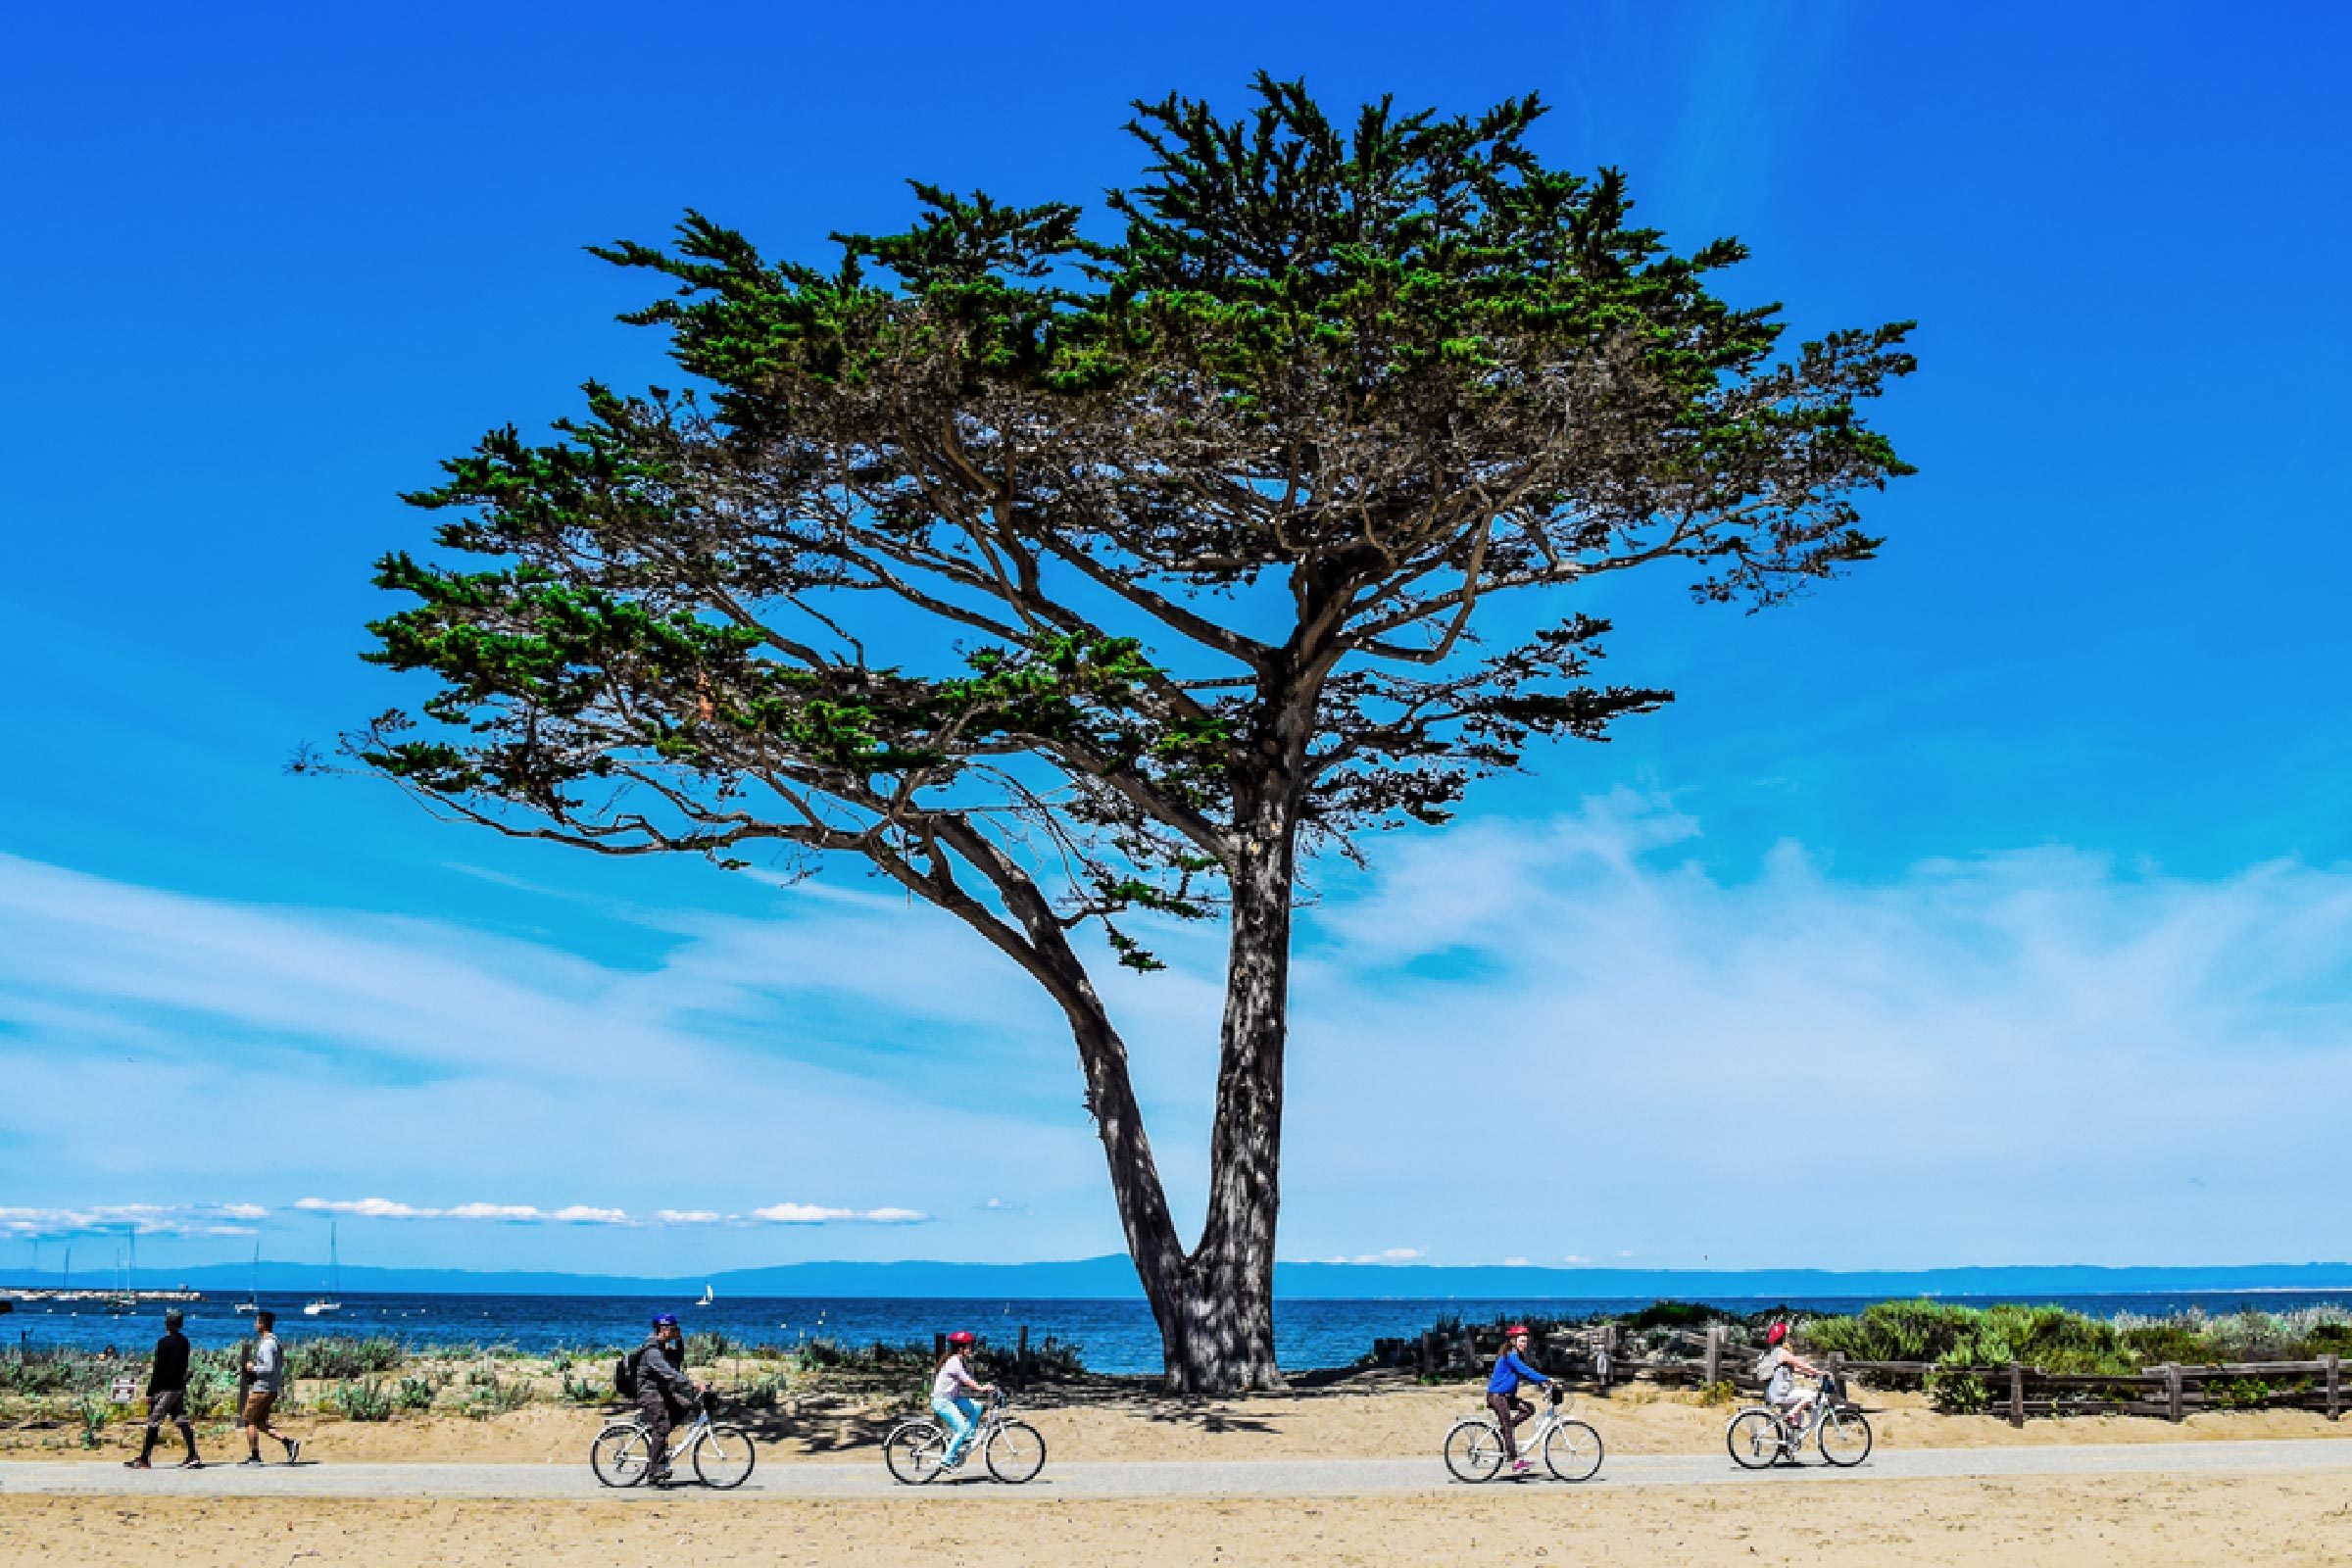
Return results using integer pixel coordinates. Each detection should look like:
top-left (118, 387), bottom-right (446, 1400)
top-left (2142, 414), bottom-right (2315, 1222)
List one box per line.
top-left (10, 1290), bottom-right (2352, 1373)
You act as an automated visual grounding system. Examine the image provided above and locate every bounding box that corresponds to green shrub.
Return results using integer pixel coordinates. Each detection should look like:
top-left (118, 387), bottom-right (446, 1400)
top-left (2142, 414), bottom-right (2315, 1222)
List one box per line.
top-left (560, 1372), bottom-right (611, 1405)
top-left (323, 1380), bottom-right (394, 1422)
top-left (288, 1337), bottom-right (405, 1380)
top-left (685, 1331), bottom-right (732, 1364)
top-left (460, 1376), bottom-right (532, 1418)
top-left (394, 1377), bottom-right (438, 1412)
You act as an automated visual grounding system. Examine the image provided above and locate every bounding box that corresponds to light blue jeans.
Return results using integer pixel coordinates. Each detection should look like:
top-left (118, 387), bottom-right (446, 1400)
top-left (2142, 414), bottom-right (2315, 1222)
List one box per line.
top-left (932, 1395), bottom-right (981, 1463)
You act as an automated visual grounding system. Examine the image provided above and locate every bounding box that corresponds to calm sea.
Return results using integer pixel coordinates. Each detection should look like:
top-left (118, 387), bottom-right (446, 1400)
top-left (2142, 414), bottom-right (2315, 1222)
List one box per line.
top-left (11, 1291), bottom-right (2352, 1373)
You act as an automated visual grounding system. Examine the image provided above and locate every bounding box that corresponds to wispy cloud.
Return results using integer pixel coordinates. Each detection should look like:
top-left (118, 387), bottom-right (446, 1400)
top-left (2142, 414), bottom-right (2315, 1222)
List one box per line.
top-left (1317, 1247), bottom-right (1426, 1264)
top-left (0, 1202), bottom-right (268, 1240)
top-left (750, 1202), bottom-right (927, 1225)
top-left (290, 1198), bottom-right (924, 1228)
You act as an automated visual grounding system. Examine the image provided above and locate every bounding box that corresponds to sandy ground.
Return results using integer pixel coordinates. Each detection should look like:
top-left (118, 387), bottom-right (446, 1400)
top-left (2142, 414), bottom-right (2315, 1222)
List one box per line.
top-left (13, 1474), bottom-right (2352, 1567)
top-left (10, 1372), bottom-right (2347, 1465)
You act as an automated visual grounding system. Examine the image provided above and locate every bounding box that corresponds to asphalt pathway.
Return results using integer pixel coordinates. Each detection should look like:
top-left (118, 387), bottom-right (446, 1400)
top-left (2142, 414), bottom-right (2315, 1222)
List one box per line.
top-left (5, 1440), bottom-right (2351, 1500)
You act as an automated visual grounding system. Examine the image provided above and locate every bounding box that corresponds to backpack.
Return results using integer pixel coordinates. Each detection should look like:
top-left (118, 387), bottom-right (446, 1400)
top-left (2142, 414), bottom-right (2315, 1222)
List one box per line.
top-left (613, 1348), bottom-right (640, 1398)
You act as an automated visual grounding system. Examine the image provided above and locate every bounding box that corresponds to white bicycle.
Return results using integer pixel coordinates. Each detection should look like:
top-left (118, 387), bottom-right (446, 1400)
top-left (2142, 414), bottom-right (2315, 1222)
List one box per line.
top-left (883, 1390), bottom-right (1047, 1485)
top-left (1444, 1383), bottom-right (1604, 1483)
top-left (1726, 1374), bottom-right (1873, 1468)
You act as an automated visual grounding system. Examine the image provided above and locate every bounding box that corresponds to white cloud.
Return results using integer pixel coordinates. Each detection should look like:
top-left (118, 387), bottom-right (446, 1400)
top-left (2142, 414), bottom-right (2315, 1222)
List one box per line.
top-left (752, 1203), bottom-right (928, 1225)
top-left (0, 1203), bottom-right (266, 1239)
top-left (652, 1209), bottom-right (722, 1226)
top-left (296, 1197), bottom-right (435, 1219)
top-left (1503, 1257), bottom-right (1530, 1267)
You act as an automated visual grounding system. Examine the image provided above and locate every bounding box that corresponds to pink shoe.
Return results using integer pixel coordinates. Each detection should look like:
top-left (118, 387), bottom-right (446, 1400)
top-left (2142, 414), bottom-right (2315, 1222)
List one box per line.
top-left (1511, 1459), bottom-right (1534, 1475)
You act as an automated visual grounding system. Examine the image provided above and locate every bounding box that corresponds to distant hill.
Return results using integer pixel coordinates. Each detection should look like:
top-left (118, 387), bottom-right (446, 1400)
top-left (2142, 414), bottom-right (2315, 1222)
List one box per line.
top-left (12, 1256), bottom-right (2352, 1300)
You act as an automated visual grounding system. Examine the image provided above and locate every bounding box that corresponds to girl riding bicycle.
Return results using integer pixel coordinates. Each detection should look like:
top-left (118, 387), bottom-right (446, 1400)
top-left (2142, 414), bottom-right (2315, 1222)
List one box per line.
top-left (931, 1331), bottom-right (998, 1471)
top-left (1757, 1321), bottom-right (1830, 1432)
top-left (1487, 1324), bottom-right (1551, 1476)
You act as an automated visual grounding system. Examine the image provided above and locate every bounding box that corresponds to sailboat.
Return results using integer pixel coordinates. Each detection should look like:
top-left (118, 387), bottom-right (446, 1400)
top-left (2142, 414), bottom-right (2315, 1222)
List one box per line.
top-left (105, 1240), bottom-right (138, 1314)
top-left (234, 1241), bottom-right (259, 1313)
top-left (695, 1283), bottom-right (715, 1306)
top-left (303, 1223), bottom-right (343, 1316)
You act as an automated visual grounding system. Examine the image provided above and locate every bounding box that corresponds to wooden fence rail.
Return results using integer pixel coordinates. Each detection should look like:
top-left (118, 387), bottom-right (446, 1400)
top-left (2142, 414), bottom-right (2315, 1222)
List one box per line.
top-left (1365, 1328), bottom-right (2343, 1427)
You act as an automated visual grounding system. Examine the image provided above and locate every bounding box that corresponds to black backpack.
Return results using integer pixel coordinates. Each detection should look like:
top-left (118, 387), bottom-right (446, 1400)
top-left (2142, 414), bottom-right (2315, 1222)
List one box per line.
top-left (613, 1348), bottom-right (640, 1398)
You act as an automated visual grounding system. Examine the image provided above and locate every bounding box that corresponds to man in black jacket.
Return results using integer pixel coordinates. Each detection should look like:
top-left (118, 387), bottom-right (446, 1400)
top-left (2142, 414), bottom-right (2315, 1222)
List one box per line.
top-left (633, 1313), bottom-right (706, 1484)
top-left (125, 1308), bottom-right (203, 1469)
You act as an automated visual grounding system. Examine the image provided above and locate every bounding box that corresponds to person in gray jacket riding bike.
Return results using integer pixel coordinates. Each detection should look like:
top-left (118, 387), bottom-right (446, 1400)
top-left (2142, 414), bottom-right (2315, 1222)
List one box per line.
top-left (634, 1313), bottom-right (708, 1483)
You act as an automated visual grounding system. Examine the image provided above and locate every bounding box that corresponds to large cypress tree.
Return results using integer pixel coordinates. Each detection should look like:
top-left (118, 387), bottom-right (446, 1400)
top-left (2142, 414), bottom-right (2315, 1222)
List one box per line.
top-left (348, 75), bottom-right (1914, 1393)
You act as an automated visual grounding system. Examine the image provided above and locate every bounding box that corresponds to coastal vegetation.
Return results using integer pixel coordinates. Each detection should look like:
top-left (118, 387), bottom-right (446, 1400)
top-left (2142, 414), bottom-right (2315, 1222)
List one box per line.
top-left (337, 74), bottom-right (1914, 1393)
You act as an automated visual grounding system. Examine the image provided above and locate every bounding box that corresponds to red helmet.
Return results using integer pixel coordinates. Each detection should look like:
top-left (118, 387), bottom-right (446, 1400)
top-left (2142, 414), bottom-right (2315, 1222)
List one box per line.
top-left (1766, 1321), bottom-right (1789, 1347)
top-left (1505, 1324), bottom-right (1531, 1338)
top-left (947, 1330), bottom-right (976, 1346)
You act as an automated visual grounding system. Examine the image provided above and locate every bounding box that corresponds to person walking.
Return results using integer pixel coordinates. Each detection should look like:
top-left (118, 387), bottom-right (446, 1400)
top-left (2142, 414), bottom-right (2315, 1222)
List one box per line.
top-left (631, 1313), bottom-right (706, 1484)
top-left (123, 1308), bottom-right (203, 1469)
top-left (239, 1310), bottom-right (301, 1466)
top-left (1486, 1324), bottom-right (1552, 1477)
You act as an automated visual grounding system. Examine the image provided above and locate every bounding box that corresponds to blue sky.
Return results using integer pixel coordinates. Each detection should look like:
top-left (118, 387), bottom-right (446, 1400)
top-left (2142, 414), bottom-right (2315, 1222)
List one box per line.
top-left (2, 0), bottom-right (2347, 1279)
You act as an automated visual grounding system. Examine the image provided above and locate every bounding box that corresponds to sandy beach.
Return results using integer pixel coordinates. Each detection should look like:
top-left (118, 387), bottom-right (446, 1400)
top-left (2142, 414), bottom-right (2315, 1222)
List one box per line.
top-left (13, 1474), bottom-right (2352, 1568)
top-left (11, 1375), bottom-right (2351, 1565)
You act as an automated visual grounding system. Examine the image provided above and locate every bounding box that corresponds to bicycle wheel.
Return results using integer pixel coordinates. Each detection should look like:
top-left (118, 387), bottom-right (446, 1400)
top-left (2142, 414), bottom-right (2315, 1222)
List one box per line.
top-left (1725, 1409), bottom-right (1785, 1470)
top-left (884, 1420), bottom-right (949, 1485)
top-left (984, 1419), bottom-right (1047, 1484)
top-left (1816, 1405), bottom-right (1872, 1467)
top-left (1443, 1418), bottom-right (1505, 1483)
top-left (591, 1423), bottom-right (653, 1487)
top-left (1542, 1418), bottom-right (1603, 1483)
top-left (693, 1422), bottom-right (758, 1490)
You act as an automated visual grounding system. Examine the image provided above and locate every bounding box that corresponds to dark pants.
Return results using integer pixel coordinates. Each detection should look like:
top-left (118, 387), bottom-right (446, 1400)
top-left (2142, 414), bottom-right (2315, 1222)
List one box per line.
top-left (139, 1391), bottom-right (197, 1461)
top-left (638, 1387), bottom-right (687, 1473)
top-left (1487, 1391), bottom-right (1534, 1461)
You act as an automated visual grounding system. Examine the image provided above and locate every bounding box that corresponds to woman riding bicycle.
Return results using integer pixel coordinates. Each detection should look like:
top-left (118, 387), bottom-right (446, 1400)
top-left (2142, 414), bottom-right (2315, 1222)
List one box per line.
top-left (1758, 1321), bottom-right (1830, 1432)
top-left (1486, 1324), bottom-right (1551, 1476)
top-left (930, 1331), bottom-right (998, 1471)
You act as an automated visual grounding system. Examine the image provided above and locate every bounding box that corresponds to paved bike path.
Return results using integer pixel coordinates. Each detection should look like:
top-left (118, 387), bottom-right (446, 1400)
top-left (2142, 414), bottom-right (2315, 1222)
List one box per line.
top-left (6, 1440), bottom-right (2352, 1499)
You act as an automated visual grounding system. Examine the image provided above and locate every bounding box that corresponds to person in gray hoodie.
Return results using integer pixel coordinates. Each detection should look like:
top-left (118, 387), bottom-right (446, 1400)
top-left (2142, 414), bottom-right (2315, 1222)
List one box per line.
top-left (240, 1311), bottom-right (301, 1466)
top-left (633, 1313), bottom-right (706, 1483)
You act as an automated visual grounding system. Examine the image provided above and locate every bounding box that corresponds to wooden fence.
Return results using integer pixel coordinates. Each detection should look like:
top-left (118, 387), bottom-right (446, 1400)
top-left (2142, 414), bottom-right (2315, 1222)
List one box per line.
top-left (1366, 1322), bottom-right (2345, 1426)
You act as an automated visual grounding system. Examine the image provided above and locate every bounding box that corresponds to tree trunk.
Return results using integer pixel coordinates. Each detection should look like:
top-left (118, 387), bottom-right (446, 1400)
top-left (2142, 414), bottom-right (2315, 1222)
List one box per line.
top-left (1154, 776), bottom-right (1298, 1395)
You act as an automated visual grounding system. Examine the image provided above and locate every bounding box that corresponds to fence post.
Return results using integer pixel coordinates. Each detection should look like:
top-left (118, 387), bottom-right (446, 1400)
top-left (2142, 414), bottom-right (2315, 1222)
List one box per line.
top-left (2165, 1364), bottom-right (2183, 1424)
top-left (1597, 1325), bottom-right (1616, 1393)
top-left (2326, 1355), bottom-right (2339, 1421)
top-left (1016, 1325), bottom-right (1030, 1388)
top-left (1703, 1325), bottom-right (1723, 1387)
top-left (2008, 1361), bottom-right (2025, 1427)
top-left (1419, 1332), bottom-right (1436, 1379)
top-left (933, 1332), bottom-right (946, 1366)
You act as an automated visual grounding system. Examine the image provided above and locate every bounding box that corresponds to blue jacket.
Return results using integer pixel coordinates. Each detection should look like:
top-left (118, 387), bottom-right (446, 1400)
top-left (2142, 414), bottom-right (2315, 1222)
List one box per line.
top-left (1488, 1349), bottom-right (1547, 1396)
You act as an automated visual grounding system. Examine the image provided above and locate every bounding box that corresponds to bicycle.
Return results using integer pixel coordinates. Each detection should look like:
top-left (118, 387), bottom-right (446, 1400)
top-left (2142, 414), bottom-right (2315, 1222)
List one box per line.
top-left (883, 1389), bottom-right (1046, 1485)
top-left (1726, 1374), bottom-right (1873, 1469)
top-left (1443, 1383), bottom-right (1604, 1483)
top-left (591, 1396), bottom-right (758, 1489)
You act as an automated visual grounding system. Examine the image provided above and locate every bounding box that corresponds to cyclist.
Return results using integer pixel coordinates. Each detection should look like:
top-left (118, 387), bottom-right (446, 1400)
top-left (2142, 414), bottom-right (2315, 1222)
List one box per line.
top-left (633, 1312), bottom-right (708, 1484)
top-left (1486, 1324), bottom-right (1551, 1476)
top-left (930, 1330), bottom-right (998, 1471)
top-left (1758, 1321), bottom-right (1831, 1434)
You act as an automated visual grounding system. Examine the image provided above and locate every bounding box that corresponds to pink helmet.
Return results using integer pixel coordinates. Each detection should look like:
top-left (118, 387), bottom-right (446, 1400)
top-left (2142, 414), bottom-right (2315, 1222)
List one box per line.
top-left (1505, 1324), bottom-right (1531, 1339)
top-left (1767, 1321), bottom-right (1789, 1347)
top-left (947, 1330), bottom-right (976, 1347)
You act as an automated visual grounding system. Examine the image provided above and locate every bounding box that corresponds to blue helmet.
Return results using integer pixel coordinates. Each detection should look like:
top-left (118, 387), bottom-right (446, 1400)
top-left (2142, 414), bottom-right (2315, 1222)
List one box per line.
top-left (653, 1312), bottom-right (680, 1328)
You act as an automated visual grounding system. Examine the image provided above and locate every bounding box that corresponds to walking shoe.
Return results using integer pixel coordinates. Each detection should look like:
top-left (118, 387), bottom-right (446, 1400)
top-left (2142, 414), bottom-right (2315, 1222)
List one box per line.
top-left (238, 1456), bottom-right (266, 1467)
top-left (1510, 1459), bottom-right (1534, 1475)
top-left (122, 1458), bottom-right (151, 1469)
top-left (177, 1459), bottom-right (205, 1470)
top-left (283, 1440), bottom-right (302, 1465)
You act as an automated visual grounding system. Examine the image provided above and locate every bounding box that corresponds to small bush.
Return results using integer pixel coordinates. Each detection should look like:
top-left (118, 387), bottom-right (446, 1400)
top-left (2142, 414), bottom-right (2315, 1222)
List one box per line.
top-left (324, 1380), bottom-right (394, 1422)
top-left (460, 1377), bottom-right (532, 1419)
top-left (560, 1372), bottom-right (611, 1405)
top-left (288, 1337), bottom-right (405, 1380)
top-left (394, 1377), bottom-right (438, 1412)
top-left (685, 1331), bottom-right (732, 1364)
top-left (1694, 1380), bottom-right (1738, 1408)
